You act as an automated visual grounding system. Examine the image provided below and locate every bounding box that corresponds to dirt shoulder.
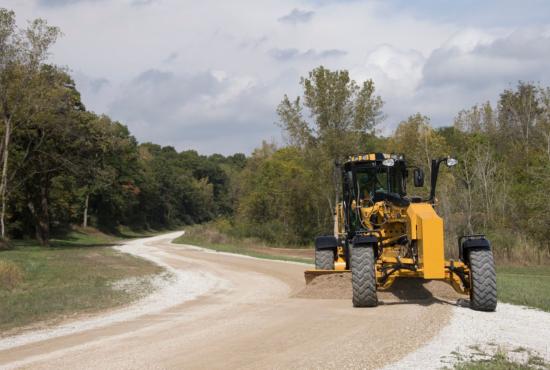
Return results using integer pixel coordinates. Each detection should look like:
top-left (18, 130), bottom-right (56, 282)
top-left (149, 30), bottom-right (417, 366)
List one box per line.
top-left (0, 233), bottom-right (453, 370)
top-left (5, 233), bottom-right (546, 370)
top-left (174, 231), bottom-right (314, 263)
top-left (0, 230), bottom-right (164, 335)
top-left (172, 231), bottom-right (550, 369)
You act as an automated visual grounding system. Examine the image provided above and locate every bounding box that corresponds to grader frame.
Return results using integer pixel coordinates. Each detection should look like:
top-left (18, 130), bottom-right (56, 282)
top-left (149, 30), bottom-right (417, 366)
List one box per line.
top-left (305, 153), bottom-right (497, 311)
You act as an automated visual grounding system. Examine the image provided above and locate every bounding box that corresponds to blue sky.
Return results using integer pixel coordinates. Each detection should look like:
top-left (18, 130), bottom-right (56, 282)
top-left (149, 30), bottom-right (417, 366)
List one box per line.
top-left (3, 0), bottom-right (550, 154)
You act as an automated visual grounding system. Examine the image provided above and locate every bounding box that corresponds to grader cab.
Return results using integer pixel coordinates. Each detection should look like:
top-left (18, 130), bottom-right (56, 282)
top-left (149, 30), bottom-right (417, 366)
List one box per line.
top-left (306, 153), bottom-right (497, 311)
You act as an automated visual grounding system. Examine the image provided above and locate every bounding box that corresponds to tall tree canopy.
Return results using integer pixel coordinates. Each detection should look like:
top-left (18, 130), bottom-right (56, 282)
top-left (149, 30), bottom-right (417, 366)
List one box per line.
top-left (276, 66), bottom-right (385, 216)
top-left (277, 66), bottom-right (384, 161)
top-left (1, 8), bottom-right (549, 263)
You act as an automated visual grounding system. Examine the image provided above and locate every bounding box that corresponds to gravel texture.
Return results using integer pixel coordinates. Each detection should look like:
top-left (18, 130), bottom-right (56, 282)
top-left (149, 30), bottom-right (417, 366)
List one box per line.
top-left (0, 232), bottom-right (220, 352)
top-left (295, 272), bottom-right (464, 303)
top-left (385, 303), bottom-right (550, 369)
top-left (2, 233), bottom-right (549, 370)
top-left (0, 236), bottom-right (452, 370)
top-left (299, 271), bottom-right (550, 369)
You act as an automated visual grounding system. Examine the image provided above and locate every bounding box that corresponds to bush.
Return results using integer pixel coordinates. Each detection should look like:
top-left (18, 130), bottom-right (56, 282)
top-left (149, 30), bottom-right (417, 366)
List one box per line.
top-left (0, 238), bottom-right (12, 250)
top-left (0, 260), bottom-right (24, 290)
top-left (488, 230), bottom-right (550, 265)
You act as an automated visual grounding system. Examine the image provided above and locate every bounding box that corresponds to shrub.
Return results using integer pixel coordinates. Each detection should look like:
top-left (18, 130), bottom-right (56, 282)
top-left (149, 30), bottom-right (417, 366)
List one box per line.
top-left (0, 260), bottom-right (24, 290)
top-left (0, 239), bottom-right (12, 250)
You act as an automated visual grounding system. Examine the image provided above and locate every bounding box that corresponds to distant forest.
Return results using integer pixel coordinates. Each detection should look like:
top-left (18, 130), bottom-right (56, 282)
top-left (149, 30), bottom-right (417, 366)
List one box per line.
top-left (1, 9), bottom-right (549, 263)
top-left (0, 9), bottom-right (244, 245)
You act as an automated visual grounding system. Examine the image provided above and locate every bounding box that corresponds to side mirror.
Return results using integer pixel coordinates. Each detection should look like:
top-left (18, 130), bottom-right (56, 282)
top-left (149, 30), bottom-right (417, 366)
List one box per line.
top-left (413, 168), bottom-right (424, 187)
top-left (446, 157), bottom-right (458, 167)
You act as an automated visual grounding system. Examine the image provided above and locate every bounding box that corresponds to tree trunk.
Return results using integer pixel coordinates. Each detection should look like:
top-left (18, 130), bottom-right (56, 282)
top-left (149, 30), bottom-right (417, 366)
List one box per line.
top-left (0, 117), bottom-right (11, 239)
top-left (27, 200), bottom-right (39, 241)
top-left (27, 179), bottom-right (50, 246)
top-left (332, 163), bottom-right (339, 237)
top-left (82, 193), bottom-right (89, 228)
top-left (38, 180), bottom-right (50, 246)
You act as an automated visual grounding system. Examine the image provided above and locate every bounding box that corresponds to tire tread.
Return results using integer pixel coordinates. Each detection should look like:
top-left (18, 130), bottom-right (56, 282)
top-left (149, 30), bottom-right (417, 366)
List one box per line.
top-left (351, 245), bottom-right (378, 307)
top-left (469, 248), bottom-right (497, 311)
top-left (315, 249), bottom-right (334, 270)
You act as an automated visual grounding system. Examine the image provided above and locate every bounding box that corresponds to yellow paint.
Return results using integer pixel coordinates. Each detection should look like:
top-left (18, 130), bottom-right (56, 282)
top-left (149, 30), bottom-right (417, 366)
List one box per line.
top-left (335, 246), bottom-right (347, 270)
top-left (308, 152), bottom-right (468, 294)
top-left (407, 203), bottom-right (445, 278)
top-left (346, 153), bottom-right (392, 163)
top-left (334, 259), bottom-right (347, 271)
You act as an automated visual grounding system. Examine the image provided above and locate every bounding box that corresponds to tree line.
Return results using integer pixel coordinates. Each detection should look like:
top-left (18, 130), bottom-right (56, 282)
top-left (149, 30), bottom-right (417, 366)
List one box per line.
top-left (2, 8), bottom-right (549, 263)
top-left (0, 9), bottom-right (243, 246)
top-left (234, 67), bottom-right (550, 263)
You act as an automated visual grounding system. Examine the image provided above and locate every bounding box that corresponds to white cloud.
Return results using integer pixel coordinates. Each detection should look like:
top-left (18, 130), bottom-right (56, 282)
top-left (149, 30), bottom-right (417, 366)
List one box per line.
top-left (360, 44), bottom-right (425, 93)
top-left (278, 8), bottom-right (314, 25)
top-left (7, 0), bottom-right (550, 153)
top-left (268, 48), bottom-right (347, 61)
top-left (414, 27), bottom-right (550, 122)
top-left (105, 68), bottom-right (275, 153)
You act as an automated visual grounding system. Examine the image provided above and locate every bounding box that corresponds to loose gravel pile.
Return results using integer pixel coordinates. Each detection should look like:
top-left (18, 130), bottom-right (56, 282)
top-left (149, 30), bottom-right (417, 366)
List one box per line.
top-left (296, 273), bottom-right (550, 369)
top-left (294, 273), bottom-right (464, 304)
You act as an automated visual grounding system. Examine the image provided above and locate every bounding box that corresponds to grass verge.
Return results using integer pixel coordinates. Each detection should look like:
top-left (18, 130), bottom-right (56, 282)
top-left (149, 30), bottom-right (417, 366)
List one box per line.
top-left (0, 228), bottom-right (164, 334)
top-left (173, 224), bottom-right (313, 264)
top-left (496, 265), bottom-right (550, 312)
top-left (451, 346), bottom-right (549, 370)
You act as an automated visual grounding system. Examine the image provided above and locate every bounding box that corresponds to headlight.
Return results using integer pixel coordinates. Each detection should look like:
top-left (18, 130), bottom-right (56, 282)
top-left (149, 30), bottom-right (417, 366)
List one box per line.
top-left (382, 158), bottom-right (395, 167)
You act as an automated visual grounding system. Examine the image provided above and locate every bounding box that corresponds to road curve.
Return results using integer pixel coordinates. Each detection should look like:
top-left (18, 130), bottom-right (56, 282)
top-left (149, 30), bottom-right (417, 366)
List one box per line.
top-left (0, 233), bottom-right (452, 370)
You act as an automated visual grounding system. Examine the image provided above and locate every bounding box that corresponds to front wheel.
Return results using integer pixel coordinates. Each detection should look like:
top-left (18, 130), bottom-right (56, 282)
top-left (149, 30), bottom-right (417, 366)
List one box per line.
top-left (468, 248), bottom-right (497, 311)
top-left (351, 245), bottom-right (378, 307)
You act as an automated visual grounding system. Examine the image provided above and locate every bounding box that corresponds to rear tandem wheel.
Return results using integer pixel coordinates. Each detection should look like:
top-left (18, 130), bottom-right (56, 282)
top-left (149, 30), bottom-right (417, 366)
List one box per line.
top-left (468, 248), bottom-right (497, 311)
top-left (315, 249), bottom-right (334, 270)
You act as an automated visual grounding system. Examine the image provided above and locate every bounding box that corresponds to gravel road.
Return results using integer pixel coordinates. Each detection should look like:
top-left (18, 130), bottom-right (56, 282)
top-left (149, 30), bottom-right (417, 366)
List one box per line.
top-left (0, 232), bottom-right (548, 369)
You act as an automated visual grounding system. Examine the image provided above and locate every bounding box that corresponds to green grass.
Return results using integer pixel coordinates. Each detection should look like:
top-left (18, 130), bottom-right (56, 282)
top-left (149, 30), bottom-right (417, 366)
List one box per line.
top-left (496, 265), bottom-right (550, 312)
top-left (174, 226), bottom-right (313, 265)
top-left (175, 234), bottom-right (312, 264)
top-left (0, 229), bottom-right (163, 334)
top-left (452, 349), bottom-right (549, 370)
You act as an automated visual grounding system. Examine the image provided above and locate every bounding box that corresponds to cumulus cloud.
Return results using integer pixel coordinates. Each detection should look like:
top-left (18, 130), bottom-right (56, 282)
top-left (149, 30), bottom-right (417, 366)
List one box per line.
top-left (88, 77), bottom-right (109, 93)
top-left (407, 28), bottom-right (550, 125)
top-left (351, 27), bottom-right (550, 130)
top-left (38, 0), bottom-right (155, 6)
top-left (130, 0), bottom-right (158, 5)
top-left (12, 0), bottom-right (550, 153)
top-left (162, 52), bottom-right (179, 64)
top-left (107, 69), bottom-right (278, 153)
top-left (361, 44), bottom-right (425, 93)
top-left (269, 48), bottom-right (347, 61)
top-left (109, 69), bottom-right (222, 124)
top-left (37, 0), bottom-right (103, 6)
top-left (422, 28), bottom-right (550, 95)
top-left (278, 8), bottom-right (315, 24)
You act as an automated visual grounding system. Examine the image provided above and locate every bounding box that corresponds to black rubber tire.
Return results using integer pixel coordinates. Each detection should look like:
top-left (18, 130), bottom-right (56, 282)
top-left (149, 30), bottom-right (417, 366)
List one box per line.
top-left (315, 249), bottom-right (334, 270)
top-left (468, 248), bottom-right (497, 311)
top-left (351, 245), bottom-right (378, 307)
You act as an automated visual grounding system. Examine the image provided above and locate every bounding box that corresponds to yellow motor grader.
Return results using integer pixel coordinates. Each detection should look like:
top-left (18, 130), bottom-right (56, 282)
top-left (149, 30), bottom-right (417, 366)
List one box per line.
top-left (306, 153), bottom-right (497, 311)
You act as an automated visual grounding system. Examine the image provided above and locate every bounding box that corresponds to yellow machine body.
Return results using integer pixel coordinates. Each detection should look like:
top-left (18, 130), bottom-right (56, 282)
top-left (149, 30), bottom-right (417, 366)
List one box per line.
top-left (305, 153), bottom-right (471, 296)
top-left (407, 203), bottom-right (445, 279)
